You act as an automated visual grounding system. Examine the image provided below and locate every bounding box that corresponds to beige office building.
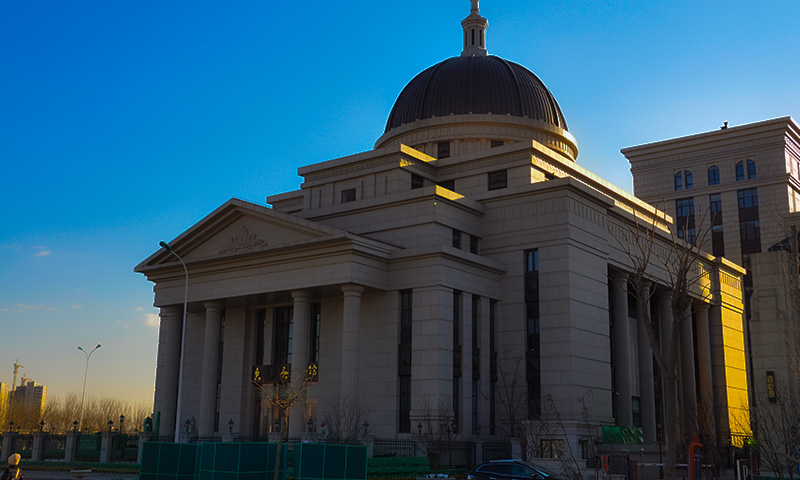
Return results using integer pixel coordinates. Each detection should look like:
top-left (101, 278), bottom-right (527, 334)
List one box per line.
top-left (625, 116), bottom-right (800, 444)
top-left (137, 2), bottom-right (750, 457)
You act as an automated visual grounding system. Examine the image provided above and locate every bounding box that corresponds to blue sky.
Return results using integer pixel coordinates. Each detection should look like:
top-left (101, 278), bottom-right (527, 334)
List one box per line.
top-left (2, 0), bottom-right (799, 408)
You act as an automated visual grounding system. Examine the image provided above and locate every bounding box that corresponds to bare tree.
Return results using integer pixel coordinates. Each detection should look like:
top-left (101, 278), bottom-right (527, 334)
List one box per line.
top-left (493, 352), bottom-right (527, 438)
top-left (323, 396), bottom-right (371, 443)
top-left (611, 205), bottom-right (712, 480)
top-left (253, 367), bottom-right (312, 480)
top-left (413, 397), bottom-right (454, 474)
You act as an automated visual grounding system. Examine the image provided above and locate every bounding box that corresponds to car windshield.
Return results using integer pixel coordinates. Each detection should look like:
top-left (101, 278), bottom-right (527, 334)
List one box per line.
top-left (519, 462), bottom-right (561, 478)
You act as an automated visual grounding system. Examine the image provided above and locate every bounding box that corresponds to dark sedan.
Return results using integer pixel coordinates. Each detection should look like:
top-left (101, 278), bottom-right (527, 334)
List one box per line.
top-left (467, 459), bottom-right (566, 480)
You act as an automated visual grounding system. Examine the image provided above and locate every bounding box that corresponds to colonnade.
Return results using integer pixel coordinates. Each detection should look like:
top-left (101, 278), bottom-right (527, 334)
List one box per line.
top-left (153, 283), bottom-right (365, 440)
top-left (609, 271), bottom-right (717, 444)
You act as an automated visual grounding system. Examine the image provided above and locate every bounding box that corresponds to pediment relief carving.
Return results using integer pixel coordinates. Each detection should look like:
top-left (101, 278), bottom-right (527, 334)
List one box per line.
top-left (219, 225), bottom-right (268, 255)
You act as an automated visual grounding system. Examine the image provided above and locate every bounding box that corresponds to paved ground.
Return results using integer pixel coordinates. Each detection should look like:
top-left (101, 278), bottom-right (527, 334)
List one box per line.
top-left (23, 471), bottom-right (138, 480)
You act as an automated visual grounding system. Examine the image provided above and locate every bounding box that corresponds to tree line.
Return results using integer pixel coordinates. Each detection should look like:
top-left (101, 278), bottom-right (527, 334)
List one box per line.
top-left (3, 392), bottom-right (151, 434)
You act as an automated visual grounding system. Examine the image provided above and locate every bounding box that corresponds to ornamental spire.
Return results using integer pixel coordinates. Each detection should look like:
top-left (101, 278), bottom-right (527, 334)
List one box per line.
top-left (461, 0), bottom-right (488, 57)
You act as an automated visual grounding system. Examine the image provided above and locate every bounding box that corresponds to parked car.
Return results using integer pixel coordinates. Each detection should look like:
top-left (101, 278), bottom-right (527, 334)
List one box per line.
top-left (467, 459), bottom-right (566, 480)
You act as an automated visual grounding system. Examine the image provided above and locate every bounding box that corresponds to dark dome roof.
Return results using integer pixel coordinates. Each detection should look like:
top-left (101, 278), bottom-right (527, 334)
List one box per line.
top-left (385, 55), bottom-right (568, 133)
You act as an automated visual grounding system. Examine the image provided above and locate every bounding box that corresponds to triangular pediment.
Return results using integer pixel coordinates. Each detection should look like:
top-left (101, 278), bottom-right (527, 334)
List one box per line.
top-left (136, 198), bottom-right (349, 271)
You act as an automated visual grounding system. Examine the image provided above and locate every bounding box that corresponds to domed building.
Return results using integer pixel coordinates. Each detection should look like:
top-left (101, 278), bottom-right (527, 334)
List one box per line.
top-left (136, 1), bottom-right (749, 466)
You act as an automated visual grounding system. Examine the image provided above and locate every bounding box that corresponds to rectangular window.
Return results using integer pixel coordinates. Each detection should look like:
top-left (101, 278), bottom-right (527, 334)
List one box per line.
top-left (398, 290), bottom-right (413, 433)
top-left (675, 197), bottom-right (696, 243)
top-left (452, 229), bottom-right (461, 249)
top-left (273, 306), bottom-right (294, 365)
top-left (438, 141), bottom-right (451, 159)
top-left (488, 169), bottom-right (508, 190)
top-left (399, 375), bottom-right (411, 433)
top-left (710, 194), bottom-right (724, 257)
top-left (310, 303), bottom-right (321, 364)
top-left (214, 313), bottom-right (226, 431)
top-left (738, 188), bottom-right (758, 209)
top-left (341, 188), bottom-right (356, 203)
top-left (438, 179), bottom-right (455, 191)
top-left (738, 188), bottom-right (761, 254)
top-left (491, 140), bottom-right (504, 148)
top-left (524, 249), bottom-right (541, 419)
top-left (453, 290), bottom-right (462, 433)
top-left (489, 300), bottom-right (497, 435)
top-left (470, 235), bottom-right (479, 254)
top-left (472, 294), bottom-right (480, 380)
top-left (471, 379), bottom-right (479, 434)
top-left (411, 173), bottom-right (424, 189)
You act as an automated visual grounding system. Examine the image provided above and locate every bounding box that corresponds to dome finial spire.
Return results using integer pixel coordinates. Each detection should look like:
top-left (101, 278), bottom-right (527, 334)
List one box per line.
top-left (461, 0), bottom-right (488, 57)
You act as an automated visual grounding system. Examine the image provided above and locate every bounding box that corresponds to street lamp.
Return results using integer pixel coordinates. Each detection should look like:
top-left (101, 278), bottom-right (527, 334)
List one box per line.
top-left (119, 414), bottom-right (125, 434)
top-left (77, 344), bottom-right (101, 432)
top-left (108, 420), bottom-right (114, 432)
top-left (160, 240), bottom-right (189, 444)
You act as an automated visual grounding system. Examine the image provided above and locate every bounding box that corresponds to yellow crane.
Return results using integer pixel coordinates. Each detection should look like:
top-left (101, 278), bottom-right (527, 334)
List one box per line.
top-left (11, 359), bottom-right (24, 403)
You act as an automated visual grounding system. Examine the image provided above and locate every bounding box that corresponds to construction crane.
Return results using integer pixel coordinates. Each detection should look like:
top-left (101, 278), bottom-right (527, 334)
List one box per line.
top-left (12, 360), bottom-right (23, 391)
top-left (11, 359), bottom-right (24, 403)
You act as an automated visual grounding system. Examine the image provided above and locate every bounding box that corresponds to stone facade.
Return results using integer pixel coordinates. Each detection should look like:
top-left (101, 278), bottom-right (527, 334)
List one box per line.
top-left (136, 1), bottom-right (752, 459)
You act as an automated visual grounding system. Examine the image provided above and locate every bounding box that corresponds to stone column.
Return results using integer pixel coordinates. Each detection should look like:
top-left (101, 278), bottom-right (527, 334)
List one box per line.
top-left (64, 431), bottom-right (79, 462)
top-left (658, 288), bottom-right (674, 441)
top-left (610, 272), bottom-right (633, 427)
top-left (99, 430), bottom-right (113, 463)
top-left (289, 289), bottom-right (312, 436)
top-left (198, 302), bottom-right (224, 438)
top-left (341, 284), bottom-right (364, 400)
top-left (694, 303), bottom-right (715, 432)
top-left (637, 282), bottom-right (657, 444)
top-left (153, 306), bottom-right (182, 441)
top-left (680, 305), bottom-right (698, 438)
top-left (31, 431), bottom-right (45, 461)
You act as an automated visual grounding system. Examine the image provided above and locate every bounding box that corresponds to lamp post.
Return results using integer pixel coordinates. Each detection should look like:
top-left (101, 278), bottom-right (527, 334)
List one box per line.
top-left (77, 344), bottom-right (101, 432)
top-left (119, 414), bottom-right (125, 434)
top-left (160, 240), bottom-right (189, 444)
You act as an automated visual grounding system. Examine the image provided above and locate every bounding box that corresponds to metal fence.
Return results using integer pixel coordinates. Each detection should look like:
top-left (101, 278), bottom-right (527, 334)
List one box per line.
top-left (111, 434), bottom-right (139, 462)
top-left (76, 434), bottom-right (101, 462)
top-left (43, 435), bottom-right (66, 460)
top-left (373, 438), bottom-right (419, 457)
top-left (11, 435), bottom-right (32, 459)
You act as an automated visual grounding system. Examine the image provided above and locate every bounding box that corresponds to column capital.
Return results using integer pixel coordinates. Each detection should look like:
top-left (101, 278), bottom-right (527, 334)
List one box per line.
top-left (291, 289), bottom-right (312, 301)
top-left (160, 306), bottom-right (182, 318)
top-left (694, 301), bottom-right (710, 313)
top-left (203, 301), bottom-right (224, 312)
top-left (341, 284), bottom-right (365, 296)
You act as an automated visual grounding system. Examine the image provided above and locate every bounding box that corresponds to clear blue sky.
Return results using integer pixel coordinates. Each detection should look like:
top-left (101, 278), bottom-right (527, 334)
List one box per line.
top-left (2, 0), bottom-right (799, 409)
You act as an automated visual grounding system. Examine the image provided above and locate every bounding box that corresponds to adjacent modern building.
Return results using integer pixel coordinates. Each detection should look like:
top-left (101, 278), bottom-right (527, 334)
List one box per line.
top-left (9, 380), bottom-right (47, 422)
top-left (625, 116), bottom-right (800, 445)
top-left (137, 1), bottom-right (751, 456)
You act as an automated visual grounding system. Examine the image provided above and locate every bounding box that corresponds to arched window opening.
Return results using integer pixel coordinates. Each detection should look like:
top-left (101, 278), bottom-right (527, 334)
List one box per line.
top-left (747, 159), bottom-right (756, 179)
top-left (685, 170), bottom-right (693, 190)
top-left (708, 165), bottom-right (720, 185)
top-left (674, 172), bottom-right (682, 191)
top-left (736, 161), bottom-right (744, 181)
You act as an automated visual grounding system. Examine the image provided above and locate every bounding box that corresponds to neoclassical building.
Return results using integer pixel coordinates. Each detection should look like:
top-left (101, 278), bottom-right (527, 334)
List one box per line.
top-left (136, 2), bottom-right (750, 455)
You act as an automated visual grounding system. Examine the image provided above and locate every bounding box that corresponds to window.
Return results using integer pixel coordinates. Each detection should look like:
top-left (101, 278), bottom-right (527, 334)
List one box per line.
top-left (524, 249), bottom-right (540, 419)
top-left (674, 172), bottom-right (682, 191)
top-left (438, 141), bottom-right (450, 159)
top-left (452, 229), bottom-right (461, 249)
top-left (488, 169), bottom-right (508, 190)
top-left (273, 306), bottom-right (294, 365)
top-left (398, 290), bottom-right (413, 433)
top-left (310, 303), bottom-right (321, 363)
top-left (737, 188), bottom-right (761, 254)
top-left (438, 179), bottom-right (455, 191)
top-left (685, 170), bottom-right (693, 189)
top-left (453, 290), bottom-right (462, 431)
top-left (710, 194), bottom-right (724, 257)
top-left (675, 197), bottom-right (696, 243)
top-left (489, 300), bottom-right (497, 435)
top-left (490, 140), bottom-right (504, 148)
top-left (747, 159), bottom-right (757, 179)
top-left (341, 188), bottom-right (356, 203)
top-left (708, 165), bottom-right (720, 185)
top-left (736, 161), bottom-right (745, 181)
top-left (470, 235), bottom-right (479, 254)
top-left (738, 188), bottom-right (758, 209)
top-left (411, 173), bottom-right (424, 189)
